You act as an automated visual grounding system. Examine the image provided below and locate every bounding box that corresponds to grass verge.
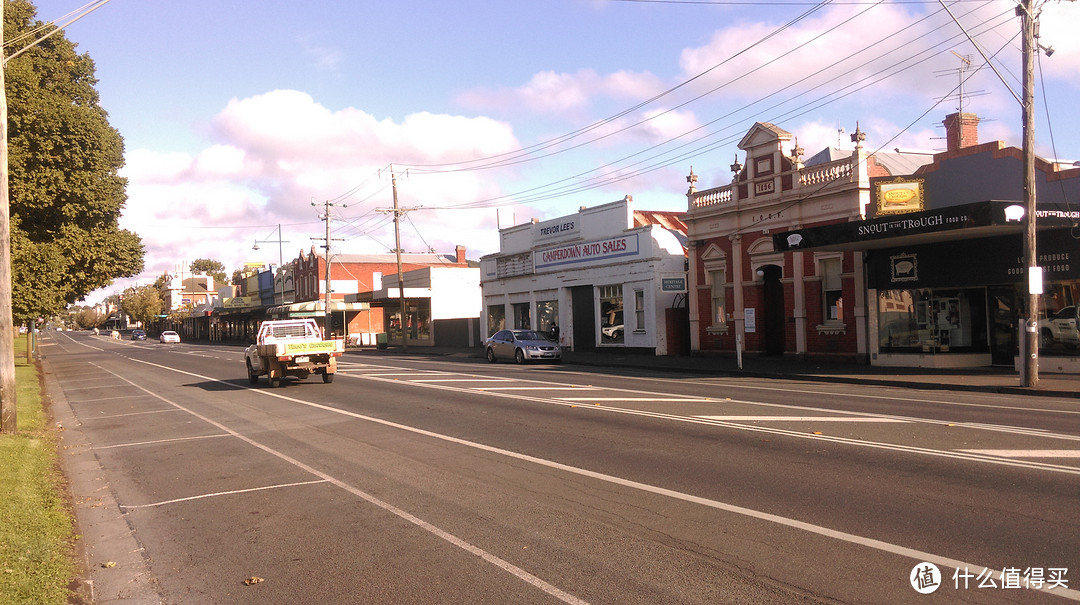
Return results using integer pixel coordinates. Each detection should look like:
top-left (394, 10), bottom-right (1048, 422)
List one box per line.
top-left (0, 336), bottom-right (78, 605)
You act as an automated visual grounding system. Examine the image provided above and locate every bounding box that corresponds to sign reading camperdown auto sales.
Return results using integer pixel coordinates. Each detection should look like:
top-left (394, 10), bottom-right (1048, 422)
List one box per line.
top-left (535, 233), bottom-right (640, 269)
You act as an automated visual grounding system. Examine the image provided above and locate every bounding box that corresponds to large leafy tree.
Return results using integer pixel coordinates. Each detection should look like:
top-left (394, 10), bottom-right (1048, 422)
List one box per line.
top-left (190, 258), bottom-right (227, 285)
top-left (120, 284), bottom-right (162, 327)
top-left (5, 0), bottom-right (144, 323)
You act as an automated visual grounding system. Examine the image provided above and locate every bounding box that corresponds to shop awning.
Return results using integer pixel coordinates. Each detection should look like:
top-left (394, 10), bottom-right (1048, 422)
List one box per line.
top-left (773, 200), bottom-right (1074, 253)
top-left (266, 301), bottom-right (370, 319)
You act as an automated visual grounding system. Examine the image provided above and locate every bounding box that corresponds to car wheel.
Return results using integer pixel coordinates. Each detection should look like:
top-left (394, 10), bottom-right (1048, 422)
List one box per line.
top-left (515, 349), bottom-right (526, 364)
top-left (486, 348), bottom-right (497, 363)
top-left (1040, 329), bottom-right (1054, 348)
top-left (246, 360), bottom-right (258, 385)
top-left (322, 370), bottom-right (334, 383)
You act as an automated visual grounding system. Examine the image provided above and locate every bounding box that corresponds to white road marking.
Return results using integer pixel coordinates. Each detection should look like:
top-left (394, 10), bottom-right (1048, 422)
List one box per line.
top-left (697, 416), bottom-right (909, 423)
top-left (559, 397), bottom-right (714, 402)
top-left (411, 378), bottom-right (513, 383)
top-left (959, 450), bottom-right (1080, 458)
top-left (94, 433), bottom-right (232, 450)
top-left (72, 395), bottom-right (147, 404)
top-left (96, 362), bottom-right (590, 605)
top-left (476, 386), bottom-right (599, 391)
top-left (122, 480), bottom-right (331, 509)
top-left (109, 357), bottom-right (1080, 601)
top-left (90, 409), bottom-right (184, 420)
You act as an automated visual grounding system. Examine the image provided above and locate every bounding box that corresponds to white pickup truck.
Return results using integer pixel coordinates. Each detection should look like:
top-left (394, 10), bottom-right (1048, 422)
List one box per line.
top-left (1039, 305), bottom-right (1079, 349)
top-left (245, 319), bottom-right (344, 387)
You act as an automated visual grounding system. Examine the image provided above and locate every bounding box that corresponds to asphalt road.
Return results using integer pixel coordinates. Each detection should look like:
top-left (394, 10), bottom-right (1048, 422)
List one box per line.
top-left (41, 331), bottom-right (1080, 604)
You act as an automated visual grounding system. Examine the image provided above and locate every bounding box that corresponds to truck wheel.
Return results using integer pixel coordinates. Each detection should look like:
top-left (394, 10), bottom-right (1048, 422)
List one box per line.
top-left (246, 360), bottom-right (259, 385)
top-left (269, 373), bottom-right (281, 388)
top-left (322, 371), bottom-right (335, 383)
top-left (1040, 329), bottom-right (1053, 348)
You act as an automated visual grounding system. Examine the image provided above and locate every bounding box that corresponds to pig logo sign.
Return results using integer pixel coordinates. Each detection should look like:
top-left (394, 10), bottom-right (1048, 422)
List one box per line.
top-left (890, 253), bottom-right (918, 282)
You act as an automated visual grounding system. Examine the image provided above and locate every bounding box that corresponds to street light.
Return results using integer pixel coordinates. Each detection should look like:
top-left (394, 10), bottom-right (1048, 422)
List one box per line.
top-left (253, 224), bottom-right (289, 305)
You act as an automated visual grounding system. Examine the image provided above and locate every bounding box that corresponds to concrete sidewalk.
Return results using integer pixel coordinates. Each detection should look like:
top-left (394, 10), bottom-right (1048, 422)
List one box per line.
top-left (355, 345), bottom-right (1080, 400)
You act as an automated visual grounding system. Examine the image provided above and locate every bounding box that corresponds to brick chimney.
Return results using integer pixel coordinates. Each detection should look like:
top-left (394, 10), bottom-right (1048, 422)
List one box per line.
top-left (943, 112), bottom-right (979, 151)
top-left (455, 245), bottom-right (466, 264)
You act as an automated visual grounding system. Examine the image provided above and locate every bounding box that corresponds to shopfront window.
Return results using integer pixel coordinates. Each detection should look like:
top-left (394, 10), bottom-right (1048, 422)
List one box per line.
top-left (710, 269), bottom-right (726, 326)
top-left (821, 257), bottom-right (843, 322)
top-left (634, 289), bottom-right (645, 331)
top-left (878, 288), bottom-right (987, 353)
top-left (513, 302), bottom-right (531, 329)
top-left (536, 300), bottom-right (559, 339)
top-left (486, 304), bottom-right (505, 337)
top-left (1039, 279), bottom-right (1080, 355)
top-left (599, 285), bottom-right (624, 344)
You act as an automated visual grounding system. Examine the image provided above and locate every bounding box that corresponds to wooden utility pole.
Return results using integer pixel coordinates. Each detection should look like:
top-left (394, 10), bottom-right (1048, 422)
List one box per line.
top-left (312, 199), bottom-right (343, 338)
top-left (377, 167), bottom-right (420, 352)
top-left (1020, 0), bottom-right (1039, 387)
top-left (0, 11), bottom-right (18, 434)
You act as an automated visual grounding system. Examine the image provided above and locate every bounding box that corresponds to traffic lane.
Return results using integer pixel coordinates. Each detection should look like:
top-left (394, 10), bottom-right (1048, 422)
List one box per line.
top-left (181, 371), bottom-right (1079, 604)
top-left (54, 347), bottom-right (828, 603)
top-left (352, 355), bottom-right (1080, 437)
top-left (319, 372), bottom-right (1080, 581)
top-left (56, 345), bottom-right (1080, 600)
top-left (50, 349), bottom-right (583, 604)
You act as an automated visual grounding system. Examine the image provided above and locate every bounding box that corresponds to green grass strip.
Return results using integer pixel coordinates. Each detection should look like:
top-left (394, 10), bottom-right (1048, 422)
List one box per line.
top-left (0, 335), bottom-right (78, 605)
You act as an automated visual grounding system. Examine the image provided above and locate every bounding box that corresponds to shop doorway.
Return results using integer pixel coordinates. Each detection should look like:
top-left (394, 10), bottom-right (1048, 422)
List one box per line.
top-left (989, 286), bottom-right (1018, 366)
top-left (571, 285), bottom-right (596, 352)
top-left (761, 265), bottom-right (786, 356)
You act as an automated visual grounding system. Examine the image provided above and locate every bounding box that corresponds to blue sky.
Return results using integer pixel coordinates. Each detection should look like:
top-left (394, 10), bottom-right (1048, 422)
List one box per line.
top-left (23, 0), bottom-right (1080, 302)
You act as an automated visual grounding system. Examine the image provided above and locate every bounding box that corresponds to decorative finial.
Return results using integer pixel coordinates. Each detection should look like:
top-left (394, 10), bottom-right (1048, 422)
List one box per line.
top-left (850, 121), bottom-right (866, 150)
top-left (790, 137), bottom-right (804, 162)
top-left (686, 167), bottom-right (698, 194)
top-left (730, 155), bottom-right (743, 175)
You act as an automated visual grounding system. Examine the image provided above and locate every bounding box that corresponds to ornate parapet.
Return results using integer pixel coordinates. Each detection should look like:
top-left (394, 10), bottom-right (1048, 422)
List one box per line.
top-left (799, 157), bottom-right (855, 187)
top-left (690, 185), bottom-right (733, 210)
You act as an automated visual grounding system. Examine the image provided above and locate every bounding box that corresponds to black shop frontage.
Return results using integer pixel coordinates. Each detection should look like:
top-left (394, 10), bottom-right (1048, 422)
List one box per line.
top-left (777, 201), bottom-right (1080, 369)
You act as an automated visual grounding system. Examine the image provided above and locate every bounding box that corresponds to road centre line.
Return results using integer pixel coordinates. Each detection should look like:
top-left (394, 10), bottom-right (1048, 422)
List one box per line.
top-left (122, 480), bottom-right (331, 509)
top-left (697, 416), bottom-right (909, 423)
top-left (94, 362), bottom-right (589, 605)
top-left (393, 356), bottom-right (1080, 415)
top-left (111, 357), bottom-right (1080, 602)
top-left (476, 386), bottom-right (600, 391)
top-left (94, 433), bottom-right (232, 450)
top-left (960, 450), bottom-right (1080, 458)
top-left (410, 378), bottom-right (513, 383)
top-left (559, 397), bottom-right (718, 402)
top-left (335, 370), bottom-right (1080, 475)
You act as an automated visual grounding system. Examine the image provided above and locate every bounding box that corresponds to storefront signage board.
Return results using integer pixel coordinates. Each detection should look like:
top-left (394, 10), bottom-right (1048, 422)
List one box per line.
top-left (661, 276), bottom-right (687, 292)
top-left (534, 216), bottom-right (582, 242)
top-left (535, 233), bottom-right (640, 270)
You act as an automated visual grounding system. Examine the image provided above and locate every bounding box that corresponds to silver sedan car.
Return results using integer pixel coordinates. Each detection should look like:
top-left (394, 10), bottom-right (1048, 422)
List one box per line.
top-left (484, 329), bottom-right (561, 364)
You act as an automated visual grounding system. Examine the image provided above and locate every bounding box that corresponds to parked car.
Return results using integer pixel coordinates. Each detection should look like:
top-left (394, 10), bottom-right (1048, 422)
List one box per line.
top-left (1038, 305), bottom-right (1079, 349)
top-left (159, 330), bottom-right (181, 344)
top-left (130, 329), bottom-right (147, 341)
top-left (485, 329), bottom-right (561, 364)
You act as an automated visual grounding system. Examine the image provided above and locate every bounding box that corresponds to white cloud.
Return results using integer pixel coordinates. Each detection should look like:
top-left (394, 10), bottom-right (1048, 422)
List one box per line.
top-left (110, 90), bottom-right (523, 297)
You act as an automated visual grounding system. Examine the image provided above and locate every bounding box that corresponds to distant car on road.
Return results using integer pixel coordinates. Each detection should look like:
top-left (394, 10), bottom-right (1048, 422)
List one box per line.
top-left (484, 329), bottom-right (561, 364)
top-left (131, 329), bottom-right (147, 340)
top-left (159, 331), bottom-right (180, 344)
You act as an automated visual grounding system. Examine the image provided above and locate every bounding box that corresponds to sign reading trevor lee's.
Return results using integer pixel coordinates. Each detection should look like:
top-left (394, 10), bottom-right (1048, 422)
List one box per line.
top-left (535, 233), bottom-right (640, 269)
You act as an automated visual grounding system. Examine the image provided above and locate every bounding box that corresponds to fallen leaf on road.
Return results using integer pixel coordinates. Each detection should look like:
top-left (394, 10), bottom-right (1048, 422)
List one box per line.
top-left (243, 577), bottom-right (265, 586)
top-left (101, 561), bottom-right (116, 568)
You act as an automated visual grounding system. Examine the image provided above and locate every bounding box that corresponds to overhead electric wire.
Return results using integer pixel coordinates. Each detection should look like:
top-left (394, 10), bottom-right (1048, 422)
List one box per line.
top-left (419, 2), bottom-right (1008, 211)
top-left (395, 1), bottom-right (835, 173)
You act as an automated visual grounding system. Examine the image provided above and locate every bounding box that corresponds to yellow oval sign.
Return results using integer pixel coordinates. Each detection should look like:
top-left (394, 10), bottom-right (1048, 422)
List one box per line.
top-left (883, 188), bottom-right (916, 205)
